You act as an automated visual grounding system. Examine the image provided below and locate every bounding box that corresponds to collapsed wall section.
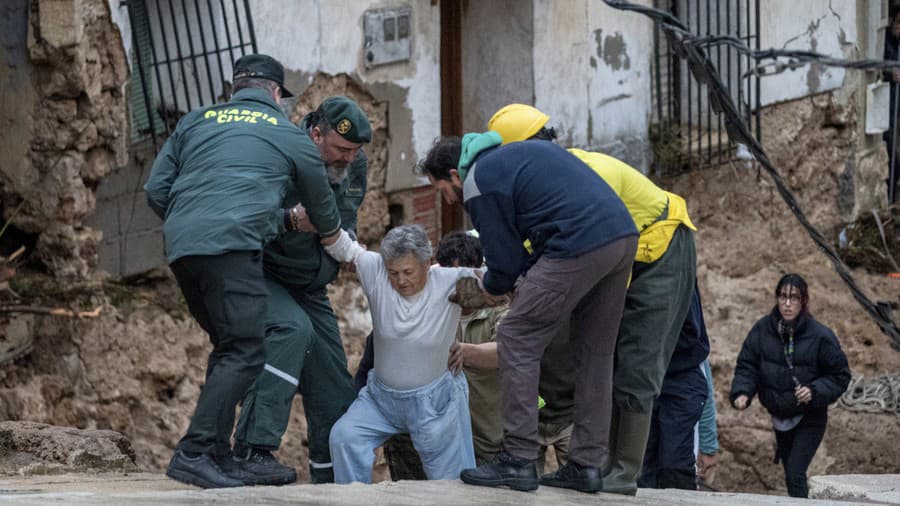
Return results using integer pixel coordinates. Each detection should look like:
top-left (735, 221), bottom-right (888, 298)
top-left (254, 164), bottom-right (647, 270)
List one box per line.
top-left (0, 0), bottom-right (129, 279)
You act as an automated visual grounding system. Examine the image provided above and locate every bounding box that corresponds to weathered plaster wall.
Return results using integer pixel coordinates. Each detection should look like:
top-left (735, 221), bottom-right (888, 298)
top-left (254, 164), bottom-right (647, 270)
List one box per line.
top-left (759, 0), bottom-right (857, 106)
top-left (460, 0), bottom-right (534, 134)
top-left (250, 0), bottom-right (441, 193)
top-left (533, 0), bottom-right (654, 169)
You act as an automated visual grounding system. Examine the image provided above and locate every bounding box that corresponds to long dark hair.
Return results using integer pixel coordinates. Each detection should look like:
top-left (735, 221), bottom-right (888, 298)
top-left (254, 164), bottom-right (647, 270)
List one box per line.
top-left (774, 272), bottom-right (810, 318)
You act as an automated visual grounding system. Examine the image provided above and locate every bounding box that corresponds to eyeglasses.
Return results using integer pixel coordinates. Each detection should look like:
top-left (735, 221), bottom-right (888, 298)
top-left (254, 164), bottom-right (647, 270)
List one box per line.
top-left (777, 293), bottom-right (801, 304)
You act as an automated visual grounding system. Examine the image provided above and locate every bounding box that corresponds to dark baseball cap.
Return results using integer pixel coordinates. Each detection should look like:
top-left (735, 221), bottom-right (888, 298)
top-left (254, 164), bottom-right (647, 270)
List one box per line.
top-left (233, 54), bottom-right (293, 97)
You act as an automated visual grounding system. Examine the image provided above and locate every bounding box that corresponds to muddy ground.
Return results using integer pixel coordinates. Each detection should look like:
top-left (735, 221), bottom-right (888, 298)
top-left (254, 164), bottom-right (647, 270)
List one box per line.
top-left (2, 91), bottom-right (900, 494)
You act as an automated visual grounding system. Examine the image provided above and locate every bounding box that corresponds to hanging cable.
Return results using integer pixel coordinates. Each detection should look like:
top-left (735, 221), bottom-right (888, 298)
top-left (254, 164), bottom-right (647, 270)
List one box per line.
top-left (603, 0), bottom-right (900, 348)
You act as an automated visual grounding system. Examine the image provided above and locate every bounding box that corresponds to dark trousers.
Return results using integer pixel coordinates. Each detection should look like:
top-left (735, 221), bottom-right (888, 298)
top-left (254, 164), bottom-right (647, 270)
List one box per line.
top-left (613, 226), bottom-right (697, 415)
top-left (170, 251), bottom-right (267, 457)
top-left (774, 412), bottom-right (827, 498)
top-left (384, 434), bottom-right (427, 481)
top-left (233, 280), bottom-right (356, 482)
top-left (638, 365), bottom-right (707, 490)
top-left (499, 235), bottom-right (637, 467)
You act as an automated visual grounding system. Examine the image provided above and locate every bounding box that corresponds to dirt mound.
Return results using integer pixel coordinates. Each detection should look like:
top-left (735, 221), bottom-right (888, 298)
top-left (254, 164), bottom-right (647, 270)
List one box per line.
top-left (0, 421), bottom-right (136, 476)
top-left (663, 91), bottom-right (900, 494)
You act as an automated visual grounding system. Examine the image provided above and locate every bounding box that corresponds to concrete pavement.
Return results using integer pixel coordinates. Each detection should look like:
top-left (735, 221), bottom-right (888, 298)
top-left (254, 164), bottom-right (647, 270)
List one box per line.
top-left (1, 473), bottom-right (896, 505)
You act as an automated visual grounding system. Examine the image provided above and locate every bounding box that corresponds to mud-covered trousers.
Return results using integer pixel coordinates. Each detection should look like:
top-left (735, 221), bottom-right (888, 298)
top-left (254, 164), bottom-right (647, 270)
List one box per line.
top-left (233, 278), bottom-right (357, 482)
top-left (329, 370), bottom-right (476, 483)
top-left (170, 250), bottom-right (267, 458)
top-left (499, 235), bottom-right (638, 467)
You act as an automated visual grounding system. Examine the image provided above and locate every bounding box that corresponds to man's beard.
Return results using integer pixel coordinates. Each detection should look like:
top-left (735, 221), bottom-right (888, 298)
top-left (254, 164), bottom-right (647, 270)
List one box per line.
top-left (326, 165), bottom-right (348, 185)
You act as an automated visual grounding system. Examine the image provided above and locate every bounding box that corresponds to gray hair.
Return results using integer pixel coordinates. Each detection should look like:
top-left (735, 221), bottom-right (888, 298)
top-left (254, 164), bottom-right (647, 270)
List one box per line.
top-left (380, 225), bottom-right (433, 264)
top-left (232, 77), bottom-right (278, 96)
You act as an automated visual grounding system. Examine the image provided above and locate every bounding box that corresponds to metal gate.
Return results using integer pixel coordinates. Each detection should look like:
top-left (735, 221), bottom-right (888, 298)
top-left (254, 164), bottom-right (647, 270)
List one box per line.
top-left (651, 0), bottom-right (761, 173)
top-left (127, 0), bottom-right (258, 149)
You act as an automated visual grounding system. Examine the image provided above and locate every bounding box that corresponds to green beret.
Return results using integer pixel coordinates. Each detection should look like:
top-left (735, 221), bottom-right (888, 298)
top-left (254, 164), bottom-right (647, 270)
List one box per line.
top-left (319, 96), bottom-right (372, 143)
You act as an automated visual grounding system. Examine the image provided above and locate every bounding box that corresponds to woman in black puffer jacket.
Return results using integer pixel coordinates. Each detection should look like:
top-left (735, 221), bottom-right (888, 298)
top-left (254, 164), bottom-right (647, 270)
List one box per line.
top-left (730, 273), bottom-right (850, 498)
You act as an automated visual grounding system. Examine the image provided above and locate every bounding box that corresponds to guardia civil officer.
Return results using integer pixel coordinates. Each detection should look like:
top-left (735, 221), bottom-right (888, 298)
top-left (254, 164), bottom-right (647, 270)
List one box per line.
top-left (145, 54), bottom-right (342, 489)
top-left (232, 96), bottom-right (372, 485)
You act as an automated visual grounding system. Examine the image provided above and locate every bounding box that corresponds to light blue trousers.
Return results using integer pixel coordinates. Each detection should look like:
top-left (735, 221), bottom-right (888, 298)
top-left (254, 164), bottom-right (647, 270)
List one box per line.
top-left (330, 370), bottom-right (476, 483)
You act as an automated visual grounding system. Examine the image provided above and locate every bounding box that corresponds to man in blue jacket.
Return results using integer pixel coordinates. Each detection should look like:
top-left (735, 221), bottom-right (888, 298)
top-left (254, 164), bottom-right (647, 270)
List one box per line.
top-left (417, 134), bottom-right (638, 493)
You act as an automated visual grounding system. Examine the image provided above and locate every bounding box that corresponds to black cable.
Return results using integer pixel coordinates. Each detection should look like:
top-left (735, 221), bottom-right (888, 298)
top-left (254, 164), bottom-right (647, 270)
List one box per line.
top-left (604, 0), bottom-right (900, 348)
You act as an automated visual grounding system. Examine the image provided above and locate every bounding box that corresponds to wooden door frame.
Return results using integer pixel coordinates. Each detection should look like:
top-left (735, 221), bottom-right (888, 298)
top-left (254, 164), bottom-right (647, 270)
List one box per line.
top-left (439, 0), bottom-right (465, 234)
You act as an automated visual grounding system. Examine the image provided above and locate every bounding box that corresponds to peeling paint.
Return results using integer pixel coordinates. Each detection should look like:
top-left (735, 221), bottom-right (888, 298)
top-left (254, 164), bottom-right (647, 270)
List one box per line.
top-left (828, 0), bottom-right (840, 21)
top-left (805, 35), bottom-right (824, 93)
top-left (597, 93), bottom-right (632, 107)
top-left (602, 32), bottom-right (631, 71)
top-left (587, 109), bottom-right (593, 144)
top-left (781, 14), bottom-right (825, 49)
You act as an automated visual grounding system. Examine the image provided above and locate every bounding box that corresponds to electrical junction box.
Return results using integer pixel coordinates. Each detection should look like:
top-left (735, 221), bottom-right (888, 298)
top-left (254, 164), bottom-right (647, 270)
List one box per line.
top-left (364, 6), bottom-right (412, 68)
top-left (866, 81), bottom-right (890, 136)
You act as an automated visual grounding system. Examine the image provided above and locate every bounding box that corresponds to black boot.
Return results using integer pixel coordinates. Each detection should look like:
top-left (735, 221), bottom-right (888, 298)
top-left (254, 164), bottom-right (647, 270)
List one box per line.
top-left (460, 451), bottom-right (539, 491)
top-left (785, 473), bottom-right (809, 498)
top-left (540, 461), bottom-right (603, 493)
top-left (230, 445), bottom-right (297, 486)
top-left (166, 450), bottom-right (244, 489)
top-left (657, 468), bottom-right (698, 490)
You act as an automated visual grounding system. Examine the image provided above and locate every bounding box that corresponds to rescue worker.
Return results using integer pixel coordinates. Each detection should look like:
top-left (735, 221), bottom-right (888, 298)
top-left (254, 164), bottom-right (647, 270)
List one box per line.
top-left (231, 96), bottom-right (372, 484)
top-left (144, 54), bottom-right (343, 488)
top-left (488, 104), bottom-right (698, 495)
top-left (418, 134), bottom-right (638, 493)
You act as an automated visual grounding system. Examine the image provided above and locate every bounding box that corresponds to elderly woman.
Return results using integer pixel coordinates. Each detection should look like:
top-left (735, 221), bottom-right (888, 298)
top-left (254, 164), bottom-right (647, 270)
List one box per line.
top-left (730, 273), bottom-right (850, 498)
top-left (323, 224), bottom-right (478, 483)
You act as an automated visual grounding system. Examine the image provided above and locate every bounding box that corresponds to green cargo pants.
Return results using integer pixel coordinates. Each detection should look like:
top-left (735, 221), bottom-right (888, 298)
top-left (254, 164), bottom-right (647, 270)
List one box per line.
top-left (233, 277), bottom-right (356, 483)
top-left (613, 225), bottom-right (697, 415)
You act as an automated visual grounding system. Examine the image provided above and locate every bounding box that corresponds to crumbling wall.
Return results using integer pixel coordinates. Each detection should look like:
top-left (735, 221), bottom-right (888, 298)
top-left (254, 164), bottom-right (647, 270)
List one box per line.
top-left (289, 72), bottom-right (391, 246)
top-left (0, 0), bottom-right (128, 279)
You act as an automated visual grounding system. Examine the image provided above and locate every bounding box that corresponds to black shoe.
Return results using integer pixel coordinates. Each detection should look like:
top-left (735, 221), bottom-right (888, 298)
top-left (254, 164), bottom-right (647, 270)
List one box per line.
top-left (230, 447), bottom-right (297, 486)
top-left (540, 461), bottom-right (603, 493)
top-left (166, 450), bottom-right (244, 489)
top-left (460, 451), bottom-right (538, 491)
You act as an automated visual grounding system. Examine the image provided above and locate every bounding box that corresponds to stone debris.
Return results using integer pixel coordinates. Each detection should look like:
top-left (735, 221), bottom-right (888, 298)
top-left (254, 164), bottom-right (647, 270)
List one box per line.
top-left (0, 421), bottom-right (136, 476)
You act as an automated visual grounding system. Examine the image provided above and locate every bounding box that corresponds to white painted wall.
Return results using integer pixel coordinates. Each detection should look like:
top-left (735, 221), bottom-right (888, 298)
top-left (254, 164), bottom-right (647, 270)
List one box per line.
top-left (758, 0), bottom-right (857, 106)
top-left (533, 0), bottom-right (654, 163)
top-left (251, 0), bottom-right (441, 187)
top-left (106, 0), bottom-right (440, 192)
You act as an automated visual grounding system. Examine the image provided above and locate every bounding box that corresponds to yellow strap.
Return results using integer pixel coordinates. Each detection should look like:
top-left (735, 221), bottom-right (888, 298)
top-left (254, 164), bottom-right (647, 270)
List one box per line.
top-left (635, 192), bottom-right (696, 263)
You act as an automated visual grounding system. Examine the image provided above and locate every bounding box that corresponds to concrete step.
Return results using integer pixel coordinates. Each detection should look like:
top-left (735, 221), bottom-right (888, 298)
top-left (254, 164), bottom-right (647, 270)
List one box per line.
top-left (810, 474), bottom-right (900, 503)
top-left (1, 473), bottom-right (894, 505)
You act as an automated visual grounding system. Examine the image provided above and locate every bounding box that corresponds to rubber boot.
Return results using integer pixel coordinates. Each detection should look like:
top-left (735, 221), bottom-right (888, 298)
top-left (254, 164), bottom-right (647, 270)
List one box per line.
top-left (785, 473), bottom-right (809, 498)
top-left (601, 410), bottom-right (652, 495)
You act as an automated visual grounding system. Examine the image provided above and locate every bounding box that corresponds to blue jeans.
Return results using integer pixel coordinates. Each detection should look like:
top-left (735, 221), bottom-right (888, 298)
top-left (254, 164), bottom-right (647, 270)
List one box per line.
top-left (330, 370), bottom-right (475, 483)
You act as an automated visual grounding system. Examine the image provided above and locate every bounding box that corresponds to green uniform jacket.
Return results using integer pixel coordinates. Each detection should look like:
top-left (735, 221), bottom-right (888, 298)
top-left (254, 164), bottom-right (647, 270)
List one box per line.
top-left (145, 88), bottom-right (341, 263)
top-left (263, 125), bottom-right (368, 291)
